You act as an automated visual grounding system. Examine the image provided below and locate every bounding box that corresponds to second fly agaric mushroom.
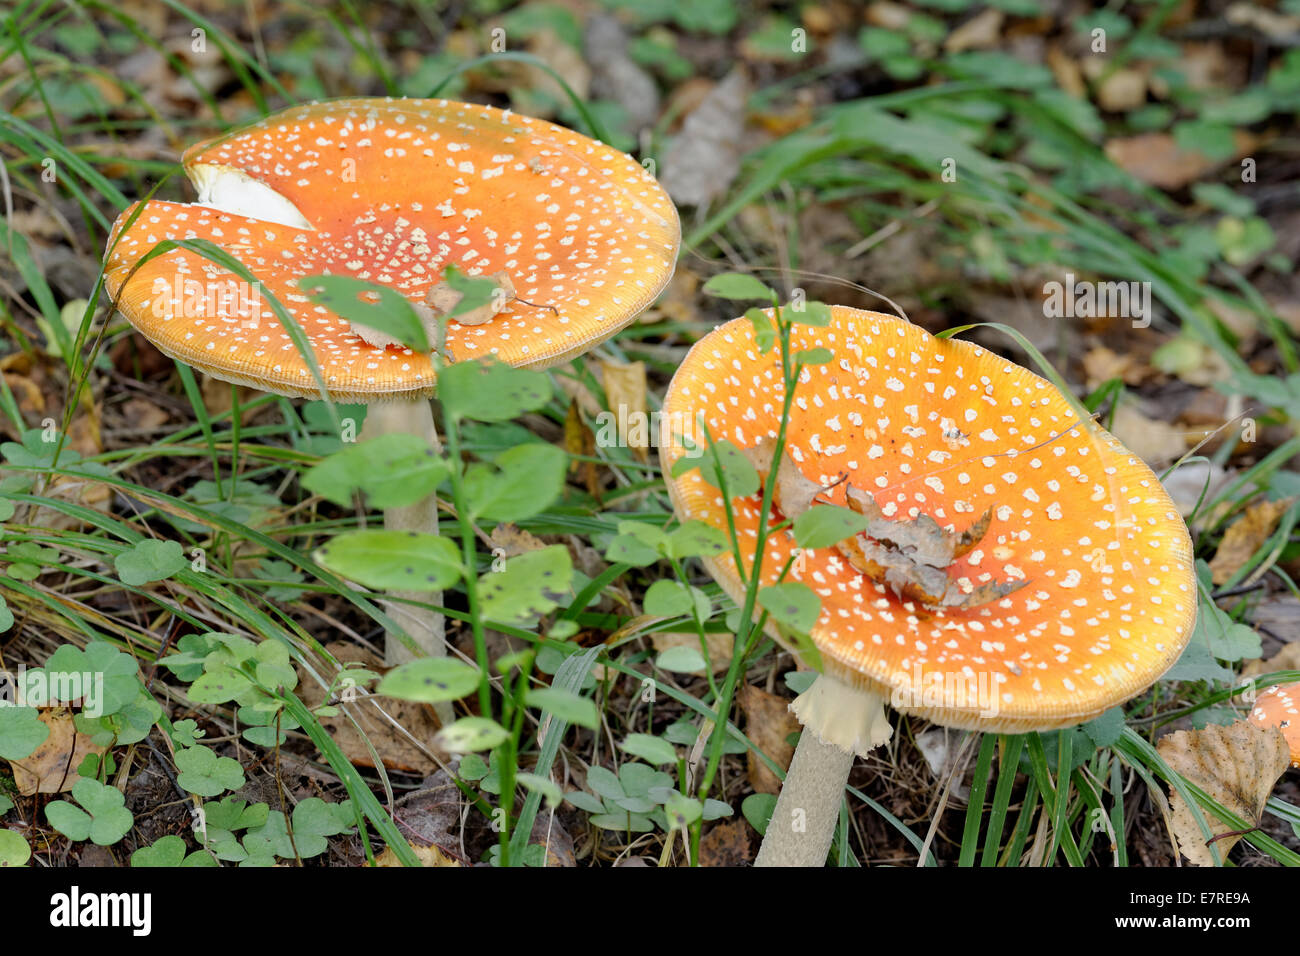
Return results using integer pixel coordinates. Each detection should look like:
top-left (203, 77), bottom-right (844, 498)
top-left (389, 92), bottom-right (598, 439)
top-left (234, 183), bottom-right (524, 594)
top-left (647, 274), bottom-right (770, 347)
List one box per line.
top-left (1249, 683), bottom-right (1299, 767)
top-left (104, 97), bottom-right (679, 676)
top-left (660, 305), bottom-right (1195, 866)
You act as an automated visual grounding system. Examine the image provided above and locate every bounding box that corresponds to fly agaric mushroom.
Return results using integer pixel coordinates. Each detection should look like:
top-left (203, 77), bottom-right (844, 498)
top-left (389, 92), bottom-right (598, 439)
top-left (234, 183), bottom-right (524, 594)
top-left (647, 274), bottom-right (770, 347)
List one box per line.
top-left (659, 305), bottom-right (1195, 866)
top-left (104, 97), bottom-right (679, 675)
top-left (1248, 683), bottom-right (1299, 767)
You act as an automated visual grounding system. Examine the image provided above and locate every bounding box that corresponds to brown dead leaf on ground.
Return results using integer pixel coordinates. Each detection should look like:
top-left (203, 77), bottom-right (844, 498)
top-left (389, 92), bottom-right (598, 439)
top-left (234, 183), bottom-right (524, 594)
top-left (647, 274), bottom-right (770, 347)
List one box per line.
top-left (295, 642), bottom-right (445, 774)
top-left (1156, 721), bottom-right (1289, 866)
top-left (944, 8), bottom-right (1002, 52)
top-left (489, 523), bottom-right (547, 559)
top-left (390, 769), bottom-right (468, 864)
top-left (738, 684), bottom-right (798, 794)
top-left (660, 69), bottom-right (748, 207)
top-left (699, 819), bottom-right (754, 867)
top-left (1209, 498), bottom-right (1294, 585)
top-left (1241, 640), bottom-right (1300, 681)
top-left (563, 400), bottom-right (600, 498)
top-left (1104, 131), bottom-right (1255, 191)
top-left (119, 398), bottom-right (171, 433)
top-left (372, 843), bottom-right (460, 867)
top-left (9, 708), bottom-right (106, 794)
top-left (1108, 403), bottom-right (1187, 466)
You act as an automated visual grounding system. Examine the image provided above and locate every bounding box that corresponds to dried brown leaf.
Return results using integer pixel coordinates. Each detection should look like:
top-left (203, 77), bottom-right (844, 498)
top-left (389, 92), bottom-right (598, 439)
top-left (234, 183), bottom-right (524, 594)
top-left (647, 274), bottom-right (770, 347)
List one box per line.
top-left (1156, 721), bottom-right (1290, 866)
top-left (738, 684), bottom-right (798, 794)
top-left (9, 708), bottom-right (105, 795)
top-left (1208, 498), bottom-right (1294, 585)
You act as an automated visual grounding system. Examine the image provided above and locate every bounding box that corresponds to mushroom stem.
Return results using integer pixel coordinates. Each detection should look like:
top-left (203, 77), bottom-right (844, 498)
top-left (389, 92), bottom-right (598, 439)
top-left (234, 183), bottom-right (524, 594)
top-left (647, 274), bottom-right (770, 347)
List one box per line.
top-left (359, 399), bottom-right (452, 724)
top-left (754, 673), bottom-right (891, 867)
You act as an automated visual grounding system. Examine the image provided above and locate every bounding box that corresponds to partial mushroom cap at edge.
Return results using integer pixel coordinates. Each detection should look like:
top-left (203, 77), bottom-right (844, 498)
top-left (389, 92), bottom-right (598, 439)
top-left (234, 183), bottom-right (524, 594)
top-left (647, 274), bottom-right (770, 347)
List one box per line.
top-left (1248, 683), bottom-right (1300, 767)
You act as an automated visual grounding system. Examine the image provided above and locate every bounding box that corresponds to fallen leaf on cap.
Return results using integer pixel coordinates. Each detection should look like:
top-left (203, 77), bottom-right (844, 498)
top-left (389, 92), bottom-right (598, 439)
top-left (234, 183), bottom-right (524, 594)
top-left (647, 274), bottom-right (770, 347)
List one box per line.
top-left (738, 684), bottom-right (798, 794)
top-left (1156, 720), bottom-right (1289, 866)
top-left (743, 441), bottom-right (1022, 609)
top-left (1208, 498), bottom-right (1294, 585)
top-left (9, 708), bottom-right (106, 795)
top-left (427, 269), bottom-right (515, 327)
top-left (741, 436), bottom-right (829, 520)
top-left (838, 486), bottom-right (1020, 608)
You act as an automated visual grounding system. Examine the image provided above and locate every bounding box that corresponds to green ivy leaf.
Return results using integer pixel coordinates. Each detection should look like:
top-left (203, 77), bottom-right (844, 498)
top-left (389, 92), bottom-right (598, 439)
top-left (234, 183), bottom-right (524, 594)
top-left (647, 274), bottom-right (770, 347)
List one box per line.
top-left (45, 779), bottom-right (133, 846)
top-left (300, 275), bottom-right (428, 351)
top-left (315, 530), bottom-right (464, 591)
top-left (526, 686), bottom-right (599, 729)
top-left (605, 522), bottom-right (667, 566)
top-left (655, 645), bottom-right (707, 673)
top-left (758, 582), bottom-right (822, 633)
top-left (175, 745), bottom-right (246, 798)
top-left (788, 300), bottom-right (832, 327)
top-left (744, 307), bottom-right (776, 353)
top-left (437, 716), bottom-right (511, 753)
top-left (664, 521), bottom-right (727, 559)
top-left (115, 539), bottom-right (188, 587)
top-left (1082, 708), bottom-right (1127, 748)
top-left (464, 443), bottom-right (567, 522)
top-left (0, 829), bottom-right (31, 866)
top-left (131, 835), bottom-right (215, 867)
top-left (674, 439), bottom-right (759, 498)
top-left (793, 505), bottom-right (869, 549)
top-left (702, 273), bottom-right (774, 301)
top-left (742, 793), bottom-right (777, 835)
top-left (795, 347), bottom-right (833, 365)
top-left (439, 360), bottom-right (552, 423)
top-left (620, 733), bottom-right (677, 765)
top-left (478, 546), bottom-right (573, 627)
top-left (0, 706), bottom-right (49, 761)
top-left (644, 580), bottom-right (710, 621)
top-left (377, 658), bottom-right (482, 703)
top-left (302, 432), bottom-right (449, 509)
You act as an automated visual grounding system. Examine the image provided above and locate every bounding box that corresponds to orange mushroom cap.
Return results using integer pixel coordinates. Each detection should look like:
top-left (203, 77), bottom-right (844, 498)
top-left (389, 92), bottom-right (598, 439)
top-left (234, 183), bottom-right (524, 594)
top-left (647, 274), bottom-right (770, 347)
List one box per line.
top-left (1248, 683), bottom-right (1300, 767)
top-left (660, 306), bottom-right (1196, 733)
top-left (103, 97), bottom-right (679, 401)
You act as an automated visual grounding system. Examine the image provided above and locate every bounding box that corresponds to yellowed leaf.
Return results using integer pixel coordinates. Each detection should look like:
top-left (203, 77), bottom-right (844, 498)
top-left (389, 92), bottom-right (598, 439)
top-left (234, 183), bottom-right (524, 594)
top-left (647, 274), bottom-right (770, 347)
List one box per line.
top-left (9, 708), bottom-right (106, 795)
top-left (1156, 721), bottom-right (1289, 866)
top-left (599, 359), bottom-right (649, 461)
top-left (372, 843), bottom-right (461, 867)
top-left (1208, 498), bottom-right (1293, 585)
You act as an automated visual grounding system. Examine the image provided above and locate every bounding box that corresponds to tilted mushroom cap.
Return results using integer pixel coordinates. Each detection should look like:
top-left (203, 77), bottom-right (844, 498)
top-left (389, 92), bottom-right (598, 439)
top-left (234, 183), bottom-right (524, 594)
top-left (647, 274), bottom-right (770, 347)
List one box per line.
top-left (1248, 683), bottom-right (1299, 767)
top-left (660, 306), bottom-right (1196, 733)
top-left (103, 97), bottom-right (680, 402)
